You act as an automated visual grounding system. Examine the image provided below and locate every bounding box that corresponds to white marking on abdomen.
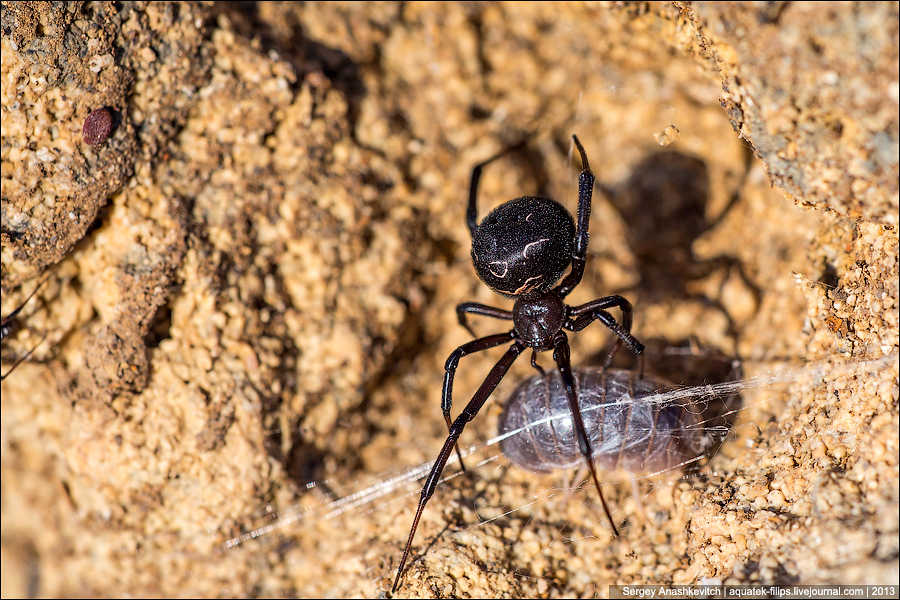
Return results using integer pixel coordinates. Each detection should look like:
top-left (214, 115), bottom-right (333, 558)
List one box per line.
top-left (489, 261), bottom-right (509, 278)
top-left (513, 275), bottom-right (544, 295)
top-left (523, 238), bottom-right (550, 259)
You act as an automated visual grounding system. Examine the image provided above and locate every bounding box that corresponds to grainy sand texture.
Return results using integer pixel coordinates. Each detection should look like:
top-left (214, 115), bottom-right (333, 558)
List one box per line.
top-left (2, 2), bottom-right (897, 597)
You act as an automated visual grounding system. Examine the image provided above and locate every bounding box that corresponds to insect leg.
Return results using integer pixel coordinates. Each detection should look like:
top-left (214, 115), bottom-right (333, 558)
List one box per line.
top-left (442, 331), bottom-right (516, 471)
top-left (555, 134), bottom-right (594, 298)
top-left (393, 342), bottom-right (524, 593)
top-left (551, 333), bottom-right (619, 536)
top-left (456, 302), bottom-right (513, 339)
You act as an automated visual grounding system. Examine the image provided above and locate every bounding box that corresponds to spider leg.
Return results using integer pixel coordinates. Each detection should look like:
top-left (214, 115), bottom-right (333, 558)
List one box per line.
top-left (555, 134), bottom-right (594, 298)
top-left (1, 274), bottom-right (51, 339)
top-left (393, 341), bottom-right (524, 594)
top-left (570, 295), bottom-right (634, 331)
top-left (467, 140), bottom-right (528, 235)
top-left (1, 330), bottom-right (48, 380)
top-left (456, 302), bottom-right (513, 339)
top-left (442, 331), bottom-right (516, 471)
top-left (567, 309), bottom-right (643, 368)
top-left (551, 332), bottom-right (619, 536)
top-left (567, 295), bottom-right (644, 368)
top-left (1, 275), bottom-right (53, 379)
top-left (530, 348), bottom-right (545, 376)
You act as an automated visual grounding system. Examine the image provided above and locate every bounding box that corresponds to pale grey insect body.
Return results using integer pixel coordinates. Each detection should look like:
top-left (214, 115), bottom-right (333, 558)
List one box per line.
top-left (498, 367), bottom-right (720, 474)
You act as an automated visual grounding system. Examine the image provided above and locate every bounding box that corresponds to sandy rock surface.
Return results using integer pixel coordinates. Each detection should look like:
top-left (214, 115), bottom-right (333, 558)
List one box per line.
top-left (2, 2), bottom-right (897, 597)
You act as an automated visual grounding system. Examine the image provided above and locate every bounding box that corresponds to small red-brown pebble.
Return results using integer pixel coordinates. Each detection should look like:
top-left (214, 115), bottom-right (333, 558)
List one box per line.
top-left (82, 108), bottom-right (113, 146)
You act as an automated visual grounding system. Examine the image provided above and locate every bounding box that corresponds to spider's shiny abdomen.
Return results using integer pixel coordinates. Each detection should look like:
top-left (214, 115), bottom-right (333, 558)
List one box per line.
top-left (471, 196), bottom-right (575, 297)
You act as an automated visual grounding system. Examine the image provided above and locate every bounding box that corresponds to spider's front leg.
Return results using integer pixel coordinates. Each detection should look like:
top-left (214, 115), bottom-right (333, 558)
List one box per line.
top-left (442, 331), bottom-right (516, 469)
top-left (456, 302), bottom-right (513, 338)
top-left (393, 341), bottom-right (525, 594)
top-left (551, 332), bottom-right (619, 535)
top-left (566, 295), bottom-right (644, 369)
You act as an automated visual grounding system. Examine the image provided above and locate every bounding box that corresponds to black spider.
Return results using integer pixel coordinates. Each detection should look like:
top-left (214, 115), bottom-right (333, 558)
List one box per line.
top-left (391, 135), bottom-right (645, 592)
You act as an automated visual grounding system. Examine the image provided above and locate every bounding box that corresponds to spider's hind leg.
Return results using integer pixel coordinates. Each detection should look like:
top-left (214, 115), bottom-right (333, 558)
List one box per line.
top-left (467, 140), bottom-right (529, 235)
top-left (554, 135), bottom-right (595, 299)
